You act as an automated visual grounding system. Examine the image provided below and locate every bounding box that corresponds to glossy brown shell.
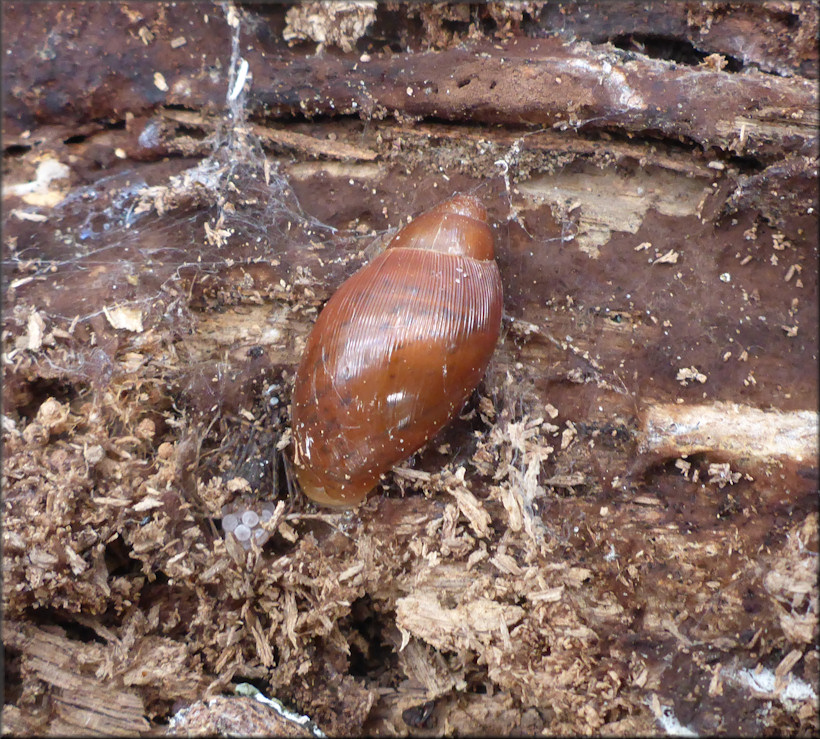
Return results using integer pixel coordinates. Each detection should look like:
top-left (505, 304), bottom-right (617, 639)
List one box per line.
top-left (291, 194), bottom-right (503, 507)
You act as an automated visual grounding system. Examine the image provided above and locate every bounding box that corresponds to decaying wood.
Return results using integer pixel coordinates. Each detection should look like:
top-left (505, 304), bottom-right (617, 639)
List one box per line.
top-left (3, 5), bottom-right (817, 161)
top-left (4, 623), bottom-right (151, 736)
top-left (534, 0), bottom-right (820, 79)
top-left (640, 402), bottom-right (819, 465)
top-left (2, 2), bottom-right (818, 737)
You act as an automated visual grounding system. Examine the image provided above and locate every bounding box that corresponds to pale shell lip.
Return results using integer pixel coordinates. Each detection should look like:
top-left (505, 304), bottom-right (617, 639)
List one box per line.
top-left (294, 469), bottom-right (366, 508)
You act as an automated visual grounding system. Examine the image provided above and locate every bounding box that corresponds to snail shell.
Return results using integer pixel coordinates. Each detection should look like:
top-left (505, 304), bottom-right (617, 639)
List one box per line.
top-left (292, 193), bottom-right (503, 507)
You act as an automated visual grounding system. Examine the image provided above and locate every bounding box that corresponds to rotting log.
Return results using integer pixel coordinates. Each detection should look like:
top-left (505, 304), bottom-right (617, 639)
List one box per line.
top-left (3, 5), bottom-right (818, 162)
top-left (3, 622), bottom-right (152, 736)
top-left (2, 2), bottom-right (818, 737)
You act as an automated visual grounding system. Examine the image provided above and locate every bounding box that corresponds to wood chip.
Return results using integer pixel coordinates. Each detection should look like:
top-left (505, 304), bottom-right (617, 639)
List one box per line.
top-left (527, 586), bottom-right (564, 603)
top-left (26, 310), bottom-right (46, 350)
top-left (774, 649), bottom-right (803, 678)
top-left (675, 366), bottom-right (707, 385)
top-left (490, 553), bottom-right (523, 576)
top-left (447, 484), bottom-right (491, 539)
top-left (251, 122), bottom-right (378, 162)
top-left (652, 249), bottom-right (679, 264)
top-left (103, 305), bottom-right (144, 332)
top-left (133, 497), bottom-right (163, 511)
top-left (396, 592), bottom-right (524, 653)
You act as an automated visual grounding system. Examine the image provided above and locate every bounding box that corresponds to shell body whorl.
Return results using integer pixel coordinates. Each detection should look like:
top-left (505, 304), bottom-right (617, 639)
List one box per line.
top-left (292, 194), bottom-right (503, 507)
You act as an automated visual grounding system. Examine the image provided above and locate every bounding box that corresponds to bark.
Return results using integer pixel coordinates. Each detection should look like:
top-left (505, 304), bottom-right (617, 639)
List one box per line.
top-left (2, 2), bottom-right (818, 736)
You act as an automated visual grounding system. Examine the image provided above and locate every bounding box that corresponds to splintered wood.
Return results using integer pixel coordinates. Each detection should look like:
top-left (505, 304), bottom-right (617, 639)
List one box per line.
top-left (2, 1), bottom-right (818, 736)
top-left (641, 402), bottom-right (819, 464)
top-left (4, 623), bottom-right (150, 736)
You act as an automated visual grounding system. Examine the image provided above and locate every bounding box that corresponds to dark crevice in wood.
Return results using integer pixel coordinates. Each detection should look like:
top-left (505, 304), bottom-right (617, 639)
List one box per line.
top-left (27, 610), bottom-right (108, 645)
top-left (4, 143), bottom-right (32, 156)
top-left (610, 33), bottom-right (745, 72)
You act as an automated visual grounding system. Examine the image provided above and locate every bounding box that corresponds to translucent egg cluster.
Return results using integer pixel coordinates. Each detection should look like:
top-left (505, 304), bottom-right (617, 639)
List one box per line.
top-left (221, 502), bottom-right (277, 550)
